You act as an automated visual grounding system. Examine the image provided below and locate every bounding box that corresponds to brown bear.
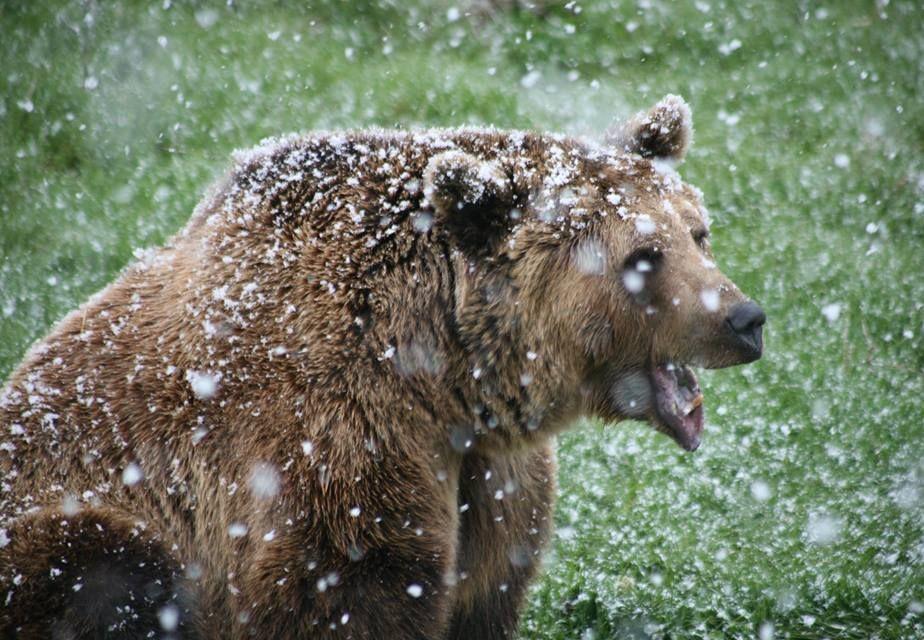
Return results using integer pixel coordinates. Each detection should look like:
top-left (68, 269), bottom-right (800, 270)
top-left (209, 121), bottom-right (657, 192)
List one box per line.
top-left (0, 95), bottom-right (764, 639)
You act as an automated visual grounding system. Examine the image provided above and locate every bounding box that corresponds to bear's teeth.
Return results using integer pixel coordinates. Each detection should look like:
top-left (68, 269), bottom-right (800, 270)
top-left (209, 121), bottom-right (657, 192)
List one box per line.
top-left (674, 387), bottom-right (702, 417)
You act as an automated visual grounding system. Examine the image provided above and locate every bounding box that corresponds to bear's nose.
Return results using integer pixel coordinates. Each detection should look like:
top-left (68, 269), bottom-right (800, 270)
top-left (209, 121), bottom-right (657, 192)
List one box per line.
top-left (725, 301), bottom-right (766, 360)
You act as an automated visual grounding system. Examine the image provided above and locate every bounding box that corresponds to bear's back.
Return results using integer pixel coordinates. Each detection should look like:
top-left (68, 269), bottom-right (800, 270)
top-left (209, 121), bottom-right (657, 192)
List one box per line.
top-left (0, 128), bottom-right (560, 523)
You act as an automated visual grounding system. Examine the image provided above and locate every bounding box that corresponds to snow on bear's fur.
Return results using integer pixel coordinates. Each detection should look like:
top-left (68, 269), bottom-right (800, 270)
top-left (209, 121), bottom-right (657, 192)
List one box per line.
top-left (0, 95), bottom-right (764, 638)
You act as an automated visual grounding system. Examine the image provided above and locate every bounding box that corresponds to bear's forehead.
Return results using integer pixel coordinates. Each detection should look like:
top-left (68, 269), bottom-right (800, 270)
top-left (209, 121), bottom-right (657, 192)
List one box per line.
top-left (580, 159), bottom-right (707, 227)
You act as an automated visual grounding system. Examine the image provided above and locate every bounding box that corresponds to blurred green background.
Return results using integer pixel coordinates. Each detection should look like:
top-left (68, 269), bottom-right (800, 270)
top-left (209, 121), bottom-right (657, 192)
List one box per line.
top-left (1, 1), bottom-right (922, 637)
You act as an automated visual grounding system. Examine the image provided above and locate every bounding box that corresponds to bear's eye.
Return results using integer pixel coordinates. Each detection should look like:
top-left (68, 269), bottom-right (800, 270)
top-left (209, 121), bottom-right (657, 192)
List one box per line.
top-left (623, 247), bottom-right (663, 274)
top-left (692, 228), bottom-right (709, 247)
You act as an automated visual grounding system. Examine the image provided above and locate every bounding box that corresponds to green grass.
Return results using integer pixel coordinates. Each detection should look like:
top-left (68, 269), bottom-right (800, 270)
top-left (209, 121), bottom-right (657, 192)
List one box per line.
top-left (2, 1), bottom-right (922, 637)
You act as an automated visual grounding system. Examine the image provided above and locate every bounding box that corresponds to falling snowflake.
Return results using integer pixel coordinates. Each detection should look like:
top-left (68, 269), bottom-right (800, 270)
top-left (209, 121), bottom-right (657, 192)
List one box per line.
top-left (122, 462), bottom-right (143, 486)
top-left (248, 462), bottom-right (281, 500)
top-left (187, 370), bottom-right (219, 400)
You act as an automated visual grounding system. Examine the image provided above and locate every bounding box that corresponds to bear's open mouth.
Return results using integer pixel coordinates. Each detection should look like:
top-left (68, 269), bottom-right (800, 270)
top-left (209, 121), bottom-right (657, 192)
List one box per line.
top-left (651, 363), bottom-right (704, 451)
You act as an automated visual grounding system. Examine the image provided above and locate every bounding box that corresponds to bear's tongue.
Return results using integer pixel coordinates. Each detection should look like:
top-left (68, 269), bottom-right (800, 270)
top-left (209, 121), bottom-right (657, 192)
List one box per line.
top-left (651, 363), bottom-right (704, 451)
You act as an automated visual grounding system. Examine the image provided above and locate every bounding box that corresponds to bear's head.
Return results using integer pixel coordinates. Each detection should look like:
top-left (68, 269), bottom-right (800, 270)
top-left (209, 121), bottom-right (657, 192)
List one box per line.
top-left (425, 95), bottom-right (765, 451)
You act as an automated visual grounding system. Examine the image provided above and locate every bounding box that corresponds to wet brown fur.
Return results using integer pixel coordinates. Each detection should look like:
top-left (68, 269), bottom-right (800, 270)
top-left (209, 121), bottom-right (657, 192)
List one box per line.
top-left (1, 97), bottom-right (758, 638)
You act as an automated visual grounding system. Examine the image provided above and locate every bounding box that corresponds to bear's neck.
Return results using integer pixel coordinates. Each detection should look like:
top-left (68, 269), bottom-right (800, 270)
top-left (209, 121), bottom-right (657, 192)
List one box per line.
top-left (450, 254), bottom-right (585, 453)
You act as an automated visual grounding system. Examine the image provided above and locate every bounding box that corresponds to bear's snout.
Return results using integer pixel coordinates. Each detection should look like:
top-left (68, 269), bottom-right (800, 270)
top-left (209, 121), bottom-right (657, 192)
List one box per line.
top-left (724, 300), bottom-right (766, 363)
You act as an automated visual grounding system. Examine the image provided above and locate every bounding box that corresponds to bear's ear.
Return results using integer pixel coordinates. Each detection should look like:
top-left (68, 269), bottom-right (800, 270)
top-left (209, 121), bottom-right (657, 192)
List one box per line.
top-left (424, 150), bottom-right (513, 254)
top-left (607, 94), bottom-right (693, 163)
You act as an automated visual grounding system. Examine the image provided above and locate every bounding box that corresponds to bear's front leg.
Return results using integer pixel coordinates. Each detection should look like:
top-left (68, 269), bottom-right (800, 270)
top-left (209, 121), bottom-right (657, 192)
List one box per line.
top-left (236, 510), bottom-right (459, 639)
top-left (448, 444), bottom-right (556, 640)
